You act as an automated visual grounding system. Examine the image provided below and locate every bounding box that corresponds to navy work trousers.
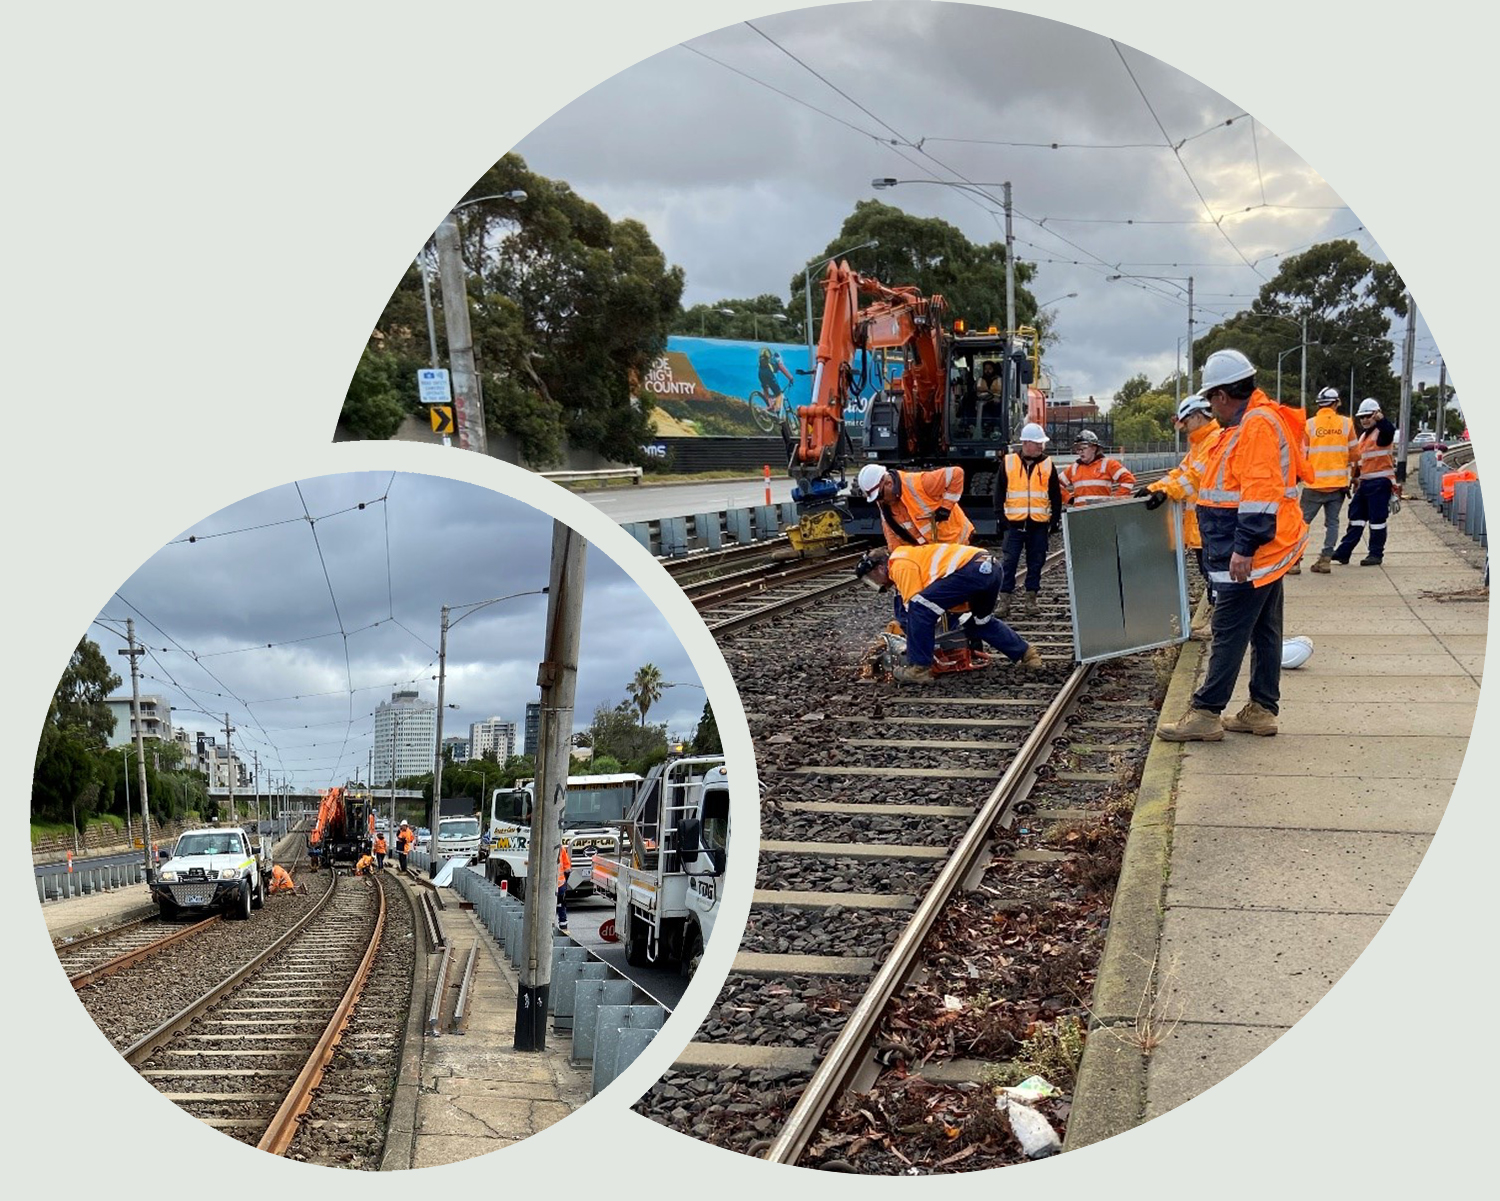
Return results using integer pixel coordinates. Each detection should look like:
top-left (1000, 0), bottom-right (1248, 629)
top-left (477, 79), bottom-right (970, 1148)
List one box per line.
top-left (905, 556), bottom-right (1028, 666)
top-left (1000, 527), bottom-right (1050, 593)
top-left (1192, 577), bottom-right (1285, 715)
top-left (1334, 478), bottom-right (1392, 561)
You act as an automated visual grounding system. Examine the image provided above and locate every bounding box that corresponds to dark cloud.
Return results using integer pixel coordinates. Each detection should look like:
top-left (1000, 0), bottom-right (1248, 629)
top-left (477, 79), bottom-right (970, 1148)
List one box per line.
top-left (513, 4), bottom-right (1443, 398)
top-left (91, 471), bottom-right (705, 789)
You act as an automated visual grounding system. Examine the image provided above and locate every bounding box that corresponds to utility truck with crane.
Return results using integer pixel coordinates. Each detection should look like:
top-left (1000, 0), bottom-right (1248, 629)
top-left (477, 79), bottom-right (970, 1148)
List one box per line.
top-left (591, 755), bottom-right (730, 975)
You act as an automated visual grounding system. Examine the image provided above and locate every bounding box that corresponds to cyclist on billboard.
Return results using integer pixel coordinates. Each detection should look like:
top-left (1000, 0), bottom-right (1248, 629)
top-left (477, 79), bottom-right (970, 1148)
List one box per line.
top-left (757, 347), bottom-right (795, 419)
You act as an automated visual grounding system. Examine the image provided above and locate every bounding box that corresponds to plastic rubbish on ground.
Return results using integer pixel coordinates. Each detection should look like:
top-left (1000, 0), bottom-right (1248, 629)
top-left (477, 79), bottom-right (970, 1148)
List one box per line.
top-left (1000, 1075), bottom-right (1059, 1104)
top-left (1281, 635), bottom-right (1314, 670)
top-left (1004, 1098), bottom-right (1062, 1159)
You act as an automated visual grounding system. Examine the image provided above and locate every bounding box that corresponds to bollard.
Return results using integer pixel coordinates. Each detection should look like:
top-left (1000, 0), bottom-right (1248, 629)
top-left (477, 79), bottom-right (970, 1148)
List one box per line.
top-left (571, 978), bottom-right (634, 1064)
top-left (592, 1009), bottom-right (666, 1096)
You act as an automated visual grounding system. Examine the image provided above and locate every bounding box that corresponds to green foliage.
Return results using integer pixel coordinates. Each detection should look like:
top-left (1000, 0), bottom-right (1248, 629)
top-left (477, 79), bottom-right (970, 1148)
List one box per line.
top-left (1111, 390), bottom-right (1177, 447)
top-left (587, 701), bottom-right (668, 767)
top-left (673, 295), bottom-right (798, 341)
top-left (579, 754), bottom-right (624, 775)
top-left (788, 200), bottom-right (1038, 342)
top-left (1114, 374), bottom-right (1153, 406)
top-left (690, 702), bottom-right (722, 756)
top-left (1194, 240), bottom-right (1404, 414)
top-left (627, 663), bottom-right (665, 727)
top-left (342, 346), bottom-right (412, 440)
top-left (647, 394), bottom-right (764, 437)
top-left (52, 638), bottom-right (121, 748)
top-left (497, 754), bottom-right (535, 787)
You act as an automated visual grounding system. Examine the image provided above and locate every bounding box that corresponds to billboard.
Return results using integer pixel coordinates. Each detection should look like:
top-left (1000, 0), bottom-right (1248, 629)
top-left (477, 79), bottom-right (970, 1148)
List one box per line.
top-left (641, 337), bottom-right (878, 438)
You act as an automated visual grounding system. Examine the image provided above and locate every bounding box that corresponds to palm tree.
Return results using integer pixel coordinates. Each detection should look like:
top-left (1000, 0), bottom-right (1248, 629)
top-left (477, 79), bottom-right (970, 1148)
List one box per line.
top-left (627, 663), bottom-right (664, 728)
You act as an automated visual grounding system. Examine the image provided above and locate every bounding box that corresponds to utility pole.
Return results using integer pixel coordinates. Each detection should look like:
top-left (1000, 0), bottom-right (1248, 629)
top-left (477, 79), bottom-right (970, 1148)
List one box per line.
top-left (389, 709), bottom-right (401, 850)
top-left (434, 215), bottom-right (487, 456)
top-left (1002, 181), bottom-right (1016, 340)
top-left (118, 620), bottom-right (154, 882)
top-left (418, 251), bottom-right (440, 368)
top-left (516, 522), bottom-right (586, 1051)
top-left (1398, 294), bottom-right (1417, 472)
top-left (223, 714), bottom-right (236, 824)
top-left (1436, 358), bottom-right (1449, 440)
top-left (1300, 312), bottom-right (1309, 412)
top-left (252, 750), bottom-right (260, 830)
top-left (430, 605), bottom-right (451, 872)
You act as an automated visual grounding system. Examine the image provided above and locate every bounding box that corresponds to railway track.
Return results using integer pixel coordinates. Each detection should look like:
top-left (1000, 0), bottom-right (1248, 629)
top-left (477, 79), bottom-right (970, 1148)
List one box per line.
top-left (123, 872), bottom-right (386, 1154)
top-left (57, 914), bottom-right (218, 989)
top-left (642, 495), bottom-right (1184, 1171)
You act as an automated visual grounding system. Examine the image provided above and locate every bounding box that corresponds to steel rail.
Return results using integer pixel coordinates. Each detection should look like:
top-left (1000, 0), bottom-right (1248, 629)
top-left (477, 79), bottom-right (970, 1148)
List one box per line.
top-left (764, 661), bottom-right (1095, 1165)
top-left (687, 550), bottom-right (868, 609)
top-left (69, 916), bottom-right (219, 990)
top-left (257, 875), bottom-right (387, 1156)
top-left (123, 872), bottom-right (339, 1066)
top-left (53, 914), bottom-right (155, 954)
top-left (706, 576), bottom-right (861, 635)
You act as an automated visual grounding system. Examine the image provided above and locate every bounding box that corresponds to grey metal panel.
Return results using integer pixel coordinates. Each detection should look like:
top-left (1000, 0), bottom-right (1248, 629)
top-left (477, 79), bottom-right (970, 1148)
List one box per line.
top-left (694, 513), bottom-right (723, 551)
top-left (754, 505), bottom-right (780, 539)
top-left (725, 508), bottom-right (753, 544)
top-left (570, 979), bottom-right (634, 1064)
top-left (591, 1006), bottom-right (665, 1096)
top-left (549, 949), bottom-right (593, 1017)
top-left (660, 516), bottom-right (689, 558)
top-left (624, 522), bottom-right (654, 553)
top-left (1062, 497), bottom-right (1190, 664)
top-left (554, 962), bottom-right (610, 1031)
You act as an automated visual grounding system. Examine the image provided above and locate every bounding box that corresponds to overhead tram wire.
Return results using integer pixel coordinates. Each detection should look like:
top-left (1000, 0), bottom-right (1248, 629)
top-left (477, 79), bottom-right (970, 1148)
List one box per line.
top-left (167, 486), bottom-right (391, 546)
top-left (921, 109), bottom-right (1252, 152)
top-left (295, 481), bottom-right (358, 786)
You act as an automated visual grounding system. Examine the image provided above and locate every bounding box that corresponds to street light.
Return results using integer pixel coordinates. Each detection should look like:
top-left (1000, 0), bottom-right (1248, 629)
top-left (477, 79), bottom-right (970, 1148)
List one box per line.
top-left (1276, 341), bottom-right (1319, 407)
top-left (1035, 292), bottom-right (1079, 309)
top-left (803, 238), bottom-right (879, 353)
top-left (699, 307), bottom-right (736, 337)
top-left (431, 587), bottom-right (548, 873)
top-left (1107, 271), bottom-right (1195, 406)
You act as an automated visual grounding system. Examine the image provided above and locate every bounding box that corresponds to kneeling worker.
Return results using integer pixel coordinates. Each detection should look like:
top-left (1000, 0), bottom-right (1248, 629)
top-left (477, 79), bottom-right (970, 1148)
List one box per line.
top-left (855, 544), bottom-right (1042, 682)
top-left (266, 863), bottom-right (306, 896)
top-left (992, 422), bottom-right (1060, 619)
top-left (354, 851), bottom-right (378, 885)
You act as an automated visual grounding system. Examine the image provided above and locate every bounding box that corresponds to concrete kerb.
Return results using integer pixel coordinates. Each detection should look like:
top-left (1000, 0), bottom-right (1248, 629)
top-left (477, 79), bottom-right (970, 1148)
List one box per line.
top-left (1065, 615), bottom-right (1203, 1152)
top-left (380, 868), bottom-right (434, 1172)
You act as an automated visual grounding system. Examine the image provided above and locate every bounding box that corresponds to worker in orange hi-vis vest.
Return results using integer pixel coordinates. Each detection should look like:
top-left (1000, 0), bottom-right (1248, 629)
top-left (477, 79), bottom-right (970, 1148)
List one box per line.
top-left (373, 832), bottom-right (388, 870)
top-left (266, 863), bottom-right (306, 895)
top-left (853, 543), bottom-right (1042, 683)
top-left (556, 845), bottom-right (573, 935)
top-left (1331, 398), bottom-right (1398, 567)
top-left (1295, 387), bottom-right (1358, 573)
top-left (856, 464), bottom-right (975, 551)
top-left (1158, 349), bottom-right (1308, 744)
top-left (1059, 431), bottom-right (1135, 506)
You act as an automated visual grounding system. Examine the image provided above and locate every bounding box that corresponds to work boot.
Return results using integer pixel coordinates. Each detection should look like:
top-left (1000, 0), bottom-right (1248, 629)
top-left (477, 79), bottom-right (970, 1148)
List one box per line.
top-left (996, 592), bottom-right (1013, 619)
top-left (1018, 646), bottom-right (1043, 671)
top-left (1021, 590), bottom-right (1040, 617)
top-left (1288, 559), bottom-right (1302, 575)
top-left (1359, 555), bottom-right (1383, 566)
top-left (1156, 706), bottom-right (1224, 742)
top-left (1221, 701), bottom-right (1278, 736)
top-left (1310, 555), bottom-right (1332, 574)
top-left (895, 664), bottom-right (935, 684)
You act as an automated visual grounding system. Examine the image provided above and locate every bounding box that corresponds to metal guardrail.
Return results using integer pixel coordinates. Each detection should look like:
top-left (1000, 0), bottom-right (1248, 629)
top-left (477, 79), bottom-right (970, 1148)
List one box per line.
top-left (37, 860), bottom-right (150, 902)
top-left (542, 467), bottom-right (643, 485)
top-left (445, 865), bottom-right (667, 1095)
top-left (625, 501), bottom-right (798, 558)
top-left (1417, 449), bottom-right (1486, 549)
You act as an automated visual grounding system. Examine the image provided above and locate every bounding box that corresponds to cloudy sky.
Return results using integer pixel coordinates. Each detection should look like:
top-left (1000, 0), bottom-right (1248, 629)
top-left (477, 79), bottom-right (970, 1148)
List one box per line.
top-left (88, 472), bottom-right (705, 791)
top-left (511, 3), bottom-right (1448, 403)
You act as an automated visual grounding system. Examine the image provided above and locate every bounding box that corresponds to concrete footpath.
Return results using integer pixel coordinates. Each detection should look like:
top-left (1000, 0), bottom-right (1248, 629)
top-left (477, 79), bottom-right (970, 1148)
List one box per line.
top-left (1069, 493), bottom-right (1486, 1145)
top-left (382, 873), bottom-right (590, 1170)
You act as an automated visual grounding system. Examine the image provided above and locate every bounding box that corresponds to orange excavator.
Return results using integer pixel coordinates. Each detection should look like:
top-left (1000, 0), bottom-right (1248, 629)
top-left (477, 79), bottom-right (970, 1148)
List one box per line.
top-left (308, 786), bottom-right (373, 868)
top-left (786, 260), bottom-right (1042, 552)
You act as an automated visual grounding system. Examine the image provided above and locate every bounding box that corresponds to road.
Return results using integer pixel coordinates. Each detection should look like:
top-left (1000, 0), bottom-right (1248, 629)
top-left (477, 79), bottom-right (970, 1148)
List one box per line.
top-left (563, 894), bottom-right (689, 1010)
top-left (586, 477), bottom-right (797, 524)
top-left (35, 849), bottom-right (151, 876)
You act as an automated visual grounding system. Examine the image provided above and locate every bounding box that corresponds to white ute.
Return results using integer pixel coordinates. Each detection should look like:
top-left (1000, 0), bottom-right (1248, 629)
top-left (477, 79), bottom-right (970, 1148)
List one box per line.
top-left (151, 826), bottom-right (268, 920)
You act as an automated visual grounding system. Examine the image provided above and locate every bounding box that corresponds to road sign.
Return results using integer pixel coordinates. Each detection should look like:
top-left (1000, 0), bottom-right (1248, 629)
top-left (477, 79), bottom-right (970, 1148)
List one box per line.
top-left (430, 405), bottom-right (455, 435)
top-left (417, 368), bottom-right (452, 404)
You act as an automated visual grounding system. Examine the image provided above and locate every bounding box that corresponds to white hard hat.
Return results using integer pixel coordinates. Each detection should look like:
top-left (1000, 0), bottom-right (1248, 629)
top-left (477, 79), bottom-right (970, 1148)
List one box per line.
top-left (1316, 387), bottom-right (1340, 406)
top-left (1074, 429), bottom-right (1100, 446)
top-left (856, 464), bottom-right (888, 495)
top-left (1356, 398), bottom-right (1381, 417)
top-left (1199, 349), bottom-right (1255, 391)
top-left (1176, 393), bottom-right (1212, 421)
top-left (1019, 422), bottom-right (1049, 444)
top-left (1281, 635), bottom-right (1314, 670)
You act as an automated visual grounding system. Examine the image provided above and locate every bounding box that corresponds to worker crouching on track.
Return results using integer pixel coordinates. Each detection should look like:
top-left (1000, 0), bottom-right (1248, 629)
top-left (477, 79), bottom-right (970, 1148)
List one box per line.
top-left (266, 863), bottom-right (307, 896)
top-left (354, 852), bottom-right (378, 886)
top-left (1140, 393), bottom-right (1223, 640)
top-left (1158, 350), bottom-right (1308, 742)
top-left (1059, 430), bottom-right (1135, 506)
top-left (857, 464), bottom-right (974, 551)
top-left (556, 844), bottom-right (572, 936)
top-left (373, 831), bottom-right (388, 870)
top-left (1331, 399), bottom-right (1397, 567)
top-left (993, 422), bottom-right (1061, 620)
top-left (855, 544), bottom-right (1042, 682)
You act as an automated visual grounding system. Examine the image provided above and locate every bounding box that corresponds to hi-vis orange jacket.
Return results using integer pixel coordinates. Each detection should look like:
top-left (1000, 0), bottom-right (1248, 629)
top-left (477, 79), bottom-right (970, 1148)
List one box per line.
top-left (1146, 419), bottom-right (1224, 550)
top-left (1059, 455), bottom-right (1135, 505)
top-left (1354, 425), bottom-right (1396, 482)
top-left (878, 468), bottom-right (974, 550)
top-left (887, 543), bottom-right (987, 607)
top-left (1304, 409), bottom-right (1357, 491)
top-left (1194, 389), bottom-right (1309, 589)
top-left (267, 864), bottom-right (297, 893)
top-left (558, 845), bottom-right (572, 888)
top-left (374, 835), bottom-right (388, 855)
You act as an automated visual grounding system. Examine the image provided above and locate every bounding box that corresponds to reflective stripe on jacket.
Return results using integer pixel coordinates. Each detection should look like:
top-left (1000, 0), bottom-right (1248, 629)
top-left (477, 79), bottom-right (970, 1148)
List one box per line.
top-left (1002, 454), bottom-right (1054, 524)
top-left (888, 543), bottom-right (987, 607)
top-left (1060, 455), bottom-right (1135, 505)
top-left (880, 468), bottom-right (975, 550)
top-left (1195, 390), bottom-right (1309, 588)
top-left (1147, 420), bottom-right (1223, 550)
top-left (1356, 428), bottom-right (1395, 481)
top-left (1305, 410), bottom-right (1357, 490)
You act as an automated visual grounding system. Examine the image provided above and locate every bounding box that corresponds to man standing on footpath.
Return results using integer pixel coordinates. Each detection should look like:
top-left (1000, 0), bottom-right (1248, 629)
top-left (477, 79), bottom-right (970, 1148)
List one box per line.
top-left (992, 422), bottom-right (1061, 619)
top-left (1297, 386), bottom-right (1358, 573)
top-left (1331, 398), bottom-right (1397, 567)
top-left (1158, 350), bottom-right (1308, 741)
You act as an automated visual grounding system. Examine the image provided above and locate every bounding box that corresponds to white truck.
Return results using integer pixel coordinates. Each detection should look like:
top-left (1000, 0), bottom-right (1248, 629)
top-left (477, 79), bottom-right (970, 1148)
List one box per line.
top-left (592, 755), bottom-right (729, 974)
top-left (482, 772), bottom-right (640, 900)
top-left (151, 825), bottom-right (269, 920)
